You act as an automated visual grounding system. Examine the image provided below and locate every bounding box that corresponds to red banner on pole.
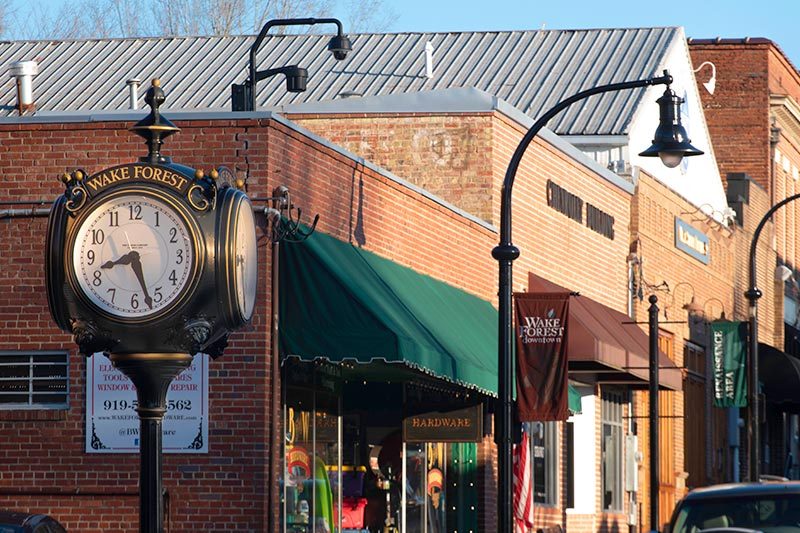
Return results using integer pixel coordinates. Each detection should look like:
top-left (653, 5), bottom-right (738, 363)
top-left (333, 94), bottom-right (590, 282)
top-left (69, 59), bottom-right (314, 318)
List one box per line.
top-left (515, 292), bottom-right (570, 421)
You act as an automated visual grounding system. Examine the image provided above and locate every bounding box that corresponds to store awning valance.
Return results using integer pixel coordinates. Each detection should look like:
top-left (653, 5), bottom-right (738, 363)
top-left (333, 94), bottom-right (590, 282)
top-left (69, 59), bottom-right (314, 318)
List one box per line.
top-left (528, 272), bottom-right (682, 391)
top-left (278, 230), bottom-right (498, 395)
top-left (760, 342), bottom-right (800, 412)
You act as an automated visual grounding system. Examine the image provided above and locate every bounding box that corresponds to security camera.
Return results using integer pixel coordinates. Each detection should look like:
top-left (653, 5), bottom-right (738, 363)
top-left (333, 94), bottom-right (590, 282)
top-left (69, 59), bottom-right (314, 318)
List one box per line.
top-left (328, 34), bottom-right (352, 61)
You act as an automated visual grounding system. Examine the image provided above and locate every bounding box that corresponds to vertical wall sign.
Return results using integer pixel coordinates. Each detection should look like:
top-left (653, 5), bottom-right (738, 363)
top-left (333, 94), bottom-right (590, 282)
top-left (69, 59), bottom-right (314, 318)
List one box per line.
top-left (86, 353), bottom-right (209, 453)
top-left (710, 321), bottom-right (747, 407)
top-left (514, 292), bottom-right (570, 421)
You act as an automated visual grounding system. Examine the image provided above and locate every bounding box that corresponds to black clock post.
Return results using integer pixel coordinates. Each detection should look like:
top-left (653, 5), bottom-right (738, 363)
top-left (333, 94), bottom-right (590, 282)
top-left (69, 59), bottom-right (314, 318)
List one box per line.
top-left (46, 80), bottom-right (258, 533)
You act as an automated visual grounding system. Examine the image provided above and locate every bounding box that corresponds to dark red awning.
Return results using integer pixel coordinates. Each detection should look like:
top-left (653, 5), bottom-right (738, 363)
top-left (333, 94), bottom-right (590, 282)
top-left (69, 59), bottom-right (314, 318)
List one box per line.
top-left (528, 272), bottom-right (682, 391)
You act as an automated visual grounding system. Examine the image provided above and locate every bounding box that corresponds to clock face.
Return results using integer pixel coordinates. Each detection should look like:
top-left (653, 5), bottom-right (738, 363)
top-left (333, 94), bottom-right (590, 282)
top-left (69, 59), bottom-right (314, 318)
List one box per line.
top-left (71, 193), bottom-right (196, 319)
top-left (233, 198), bottom-right (257, 321)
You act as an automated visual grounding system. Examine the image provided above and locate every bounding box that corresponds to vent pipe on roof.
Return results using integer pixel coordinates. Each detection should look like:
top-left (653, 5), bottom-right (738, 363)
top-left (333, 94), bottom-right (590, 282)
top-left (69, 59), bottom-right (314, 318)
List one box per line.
top-left (127, 78), bottom-right (141, 110)
top-left (425, 41), bottom-right (434, 79)
top-left (9, 61), bottom-right (38, 114)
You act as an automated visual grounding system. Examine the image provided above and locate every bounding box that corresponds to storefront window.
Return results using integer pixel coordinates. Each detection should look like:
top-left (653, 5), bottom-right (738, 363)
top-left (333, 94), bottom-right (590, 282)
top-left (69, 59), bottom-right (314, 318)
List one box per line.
top-left (281, 361), bottom-right (480, 533)
top-left (284, 404), bottom-right (342, 532)
top-left (602, 389), bottom-right (625, 511)
top-left (525, 421), bottom-right (558, 505)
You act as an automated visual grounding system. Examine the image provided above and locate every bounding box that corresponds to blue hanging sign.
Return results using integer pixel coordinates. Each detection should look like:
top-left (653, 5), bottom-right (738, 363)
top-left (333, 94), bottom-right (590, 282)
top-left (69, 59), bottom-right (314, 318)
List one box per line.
top-left (675, 218), bottom-right (710, 264)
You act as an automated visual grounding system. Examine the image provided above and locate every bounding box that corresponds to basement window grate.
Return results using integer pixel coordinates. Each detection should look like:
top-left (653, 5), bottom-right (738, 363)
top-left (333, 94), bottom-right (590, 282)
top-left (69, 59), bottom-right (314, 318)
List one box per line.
top-left (0, 351), bottom-right (69, 410)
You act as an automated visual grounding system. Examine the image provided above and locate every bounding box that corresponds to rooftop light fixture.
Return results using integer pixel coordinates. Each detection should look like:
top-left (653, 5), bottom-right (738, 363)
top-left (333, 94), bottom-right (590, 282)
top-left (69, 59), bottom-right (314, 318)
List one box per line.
top-left (231, 17), bottom-right (352, 111)
top-left (693, 61), bottom-right (717, 95)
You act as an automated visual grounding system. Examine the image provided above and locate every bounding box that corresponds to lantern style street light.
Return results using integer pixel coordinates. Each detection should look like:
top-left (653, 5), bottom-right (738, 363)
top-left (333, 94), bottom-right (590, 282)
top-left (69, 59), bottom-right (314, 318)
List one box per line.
top-left (745, 193), bottom-right (800, 481)
top-left (492, 70), bottom-right (703, 533)
top-left (231, 17), bottom-right (352, 111)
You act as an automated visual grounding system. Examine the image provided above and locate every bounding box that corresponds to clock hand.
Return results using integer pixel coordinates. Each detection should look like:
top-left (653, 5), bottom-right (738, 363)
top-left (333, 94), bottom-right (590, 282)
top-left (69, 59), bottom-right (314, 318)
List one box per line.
top-left (127, 251), bottom-right (154, 310)
top-left (237, 254), bottom-right (247, 310)
top-left (100, 251), bottom-right (135, 269)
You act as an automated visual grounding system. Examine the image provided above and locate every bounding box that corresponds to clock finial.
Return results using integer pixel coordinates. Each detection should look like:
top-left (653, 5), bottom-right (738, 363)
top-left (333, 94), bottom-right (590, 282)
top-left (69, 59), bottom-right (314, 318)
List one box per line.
top-left (130, 79), bottom-right (180, 164)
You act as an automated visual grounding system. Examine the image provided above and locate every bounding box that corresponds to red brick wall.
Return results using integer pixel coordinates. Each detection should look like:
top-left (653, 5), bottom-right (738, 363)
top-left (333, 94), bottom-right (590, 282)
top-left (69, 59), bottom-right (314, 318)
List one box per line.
top-left (767, 46), bottom-right (800, 102)
top-left (0, 115), bottom-right (508, 532)
top-left (291, 109), bottom-right (634, 310)
top-left (630, 169), bottom-right (772, 528)
top-left (2, 103), bottom-right (741, 532)
top-left (689, 43), bottom-right (772, 193)
top-left (288, 113), bottom-right (497, 222)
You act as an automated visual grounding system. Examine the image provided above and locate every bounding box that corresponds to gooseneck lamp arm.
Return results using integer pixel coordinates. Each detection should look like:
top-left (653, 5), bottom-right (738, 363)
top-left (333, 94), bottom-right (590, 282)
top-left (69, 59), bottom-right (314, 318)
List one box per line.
top-left (492, 70), bottom-right (676, 533)
top-left (496, 71), bottom-right (673, 244)
top-left (247, 17), bottom-right (349, 110)
top-left (745, 191), bottom-right (800, 482)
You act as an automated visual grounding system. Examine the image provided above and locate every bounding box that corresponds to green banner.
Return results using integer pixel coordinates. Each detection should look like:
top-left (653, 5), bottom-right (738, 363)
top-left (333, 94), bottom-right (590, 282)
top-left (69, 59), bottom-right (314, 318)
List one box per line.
top-left (711, 321), bottom-right (747, 407)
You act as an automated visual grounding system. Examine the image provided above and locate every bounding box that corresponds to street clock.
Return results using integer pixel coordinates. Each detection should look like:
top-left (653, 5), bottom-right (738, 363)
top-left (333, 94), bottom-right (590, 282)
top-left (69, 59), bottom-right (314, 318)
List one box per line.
top-left (44, 78), bottom-right (260, 533)
top-left (70, 190), bottom-right (199, 320)
top-left (46, 79), bottom-right (258, 358)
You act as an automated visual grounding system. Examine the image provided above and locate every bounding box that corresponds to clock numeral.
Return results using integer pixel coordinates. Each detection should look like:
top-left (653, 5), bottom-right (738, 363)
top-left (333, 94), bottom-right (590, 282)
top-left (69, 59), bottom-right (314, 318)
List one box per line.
top-left (129, 204), bottom-right (142, 220)
top-left (169, 270), bottom-right (178, 286)
top-left (169, 227), bottom-right (178, 244)
top-left (92, 271), bottom-right (102, 287)
top-left (175, 249), bottom-right (184, 265)
top-left (87, 250), bottom-right (96, 265)
top-left (154, 211), bottom-right (160, 227)
top-left (153, 287), bottom-right (163, 303)
top-left (131, 293), bottom-right (139, 309)
top-left (108, 211), bottom-right (119, 227)
top-left (106, 287), bottom-right (116, 303)
top-left (91, 229), bottom-right (105, 245)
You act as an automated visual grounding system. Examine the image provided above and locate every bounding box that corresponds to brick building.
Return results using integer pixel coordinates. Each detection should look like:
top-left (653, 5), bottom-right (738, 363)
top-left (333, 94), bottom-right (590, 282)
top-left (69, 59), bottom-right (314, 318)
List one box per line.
top-left (0, 85), bottom-right (703, 532)
top-left (0, 25), bottom-right (762, 533)
top-left (282, 83), bottom-right (742, 531)
top-left (690, 37), bottom-right (800, 482)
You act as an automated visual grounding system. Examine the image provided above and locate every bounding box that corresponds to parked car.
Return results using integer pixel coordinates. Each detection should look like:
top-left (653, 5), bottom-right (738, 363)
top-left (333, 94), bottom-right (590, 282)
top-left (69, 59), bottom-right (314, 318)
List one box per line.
top-left (0, 511), bottom-right (66, 533)
top-left (666, 481), bottom-right (800, 533)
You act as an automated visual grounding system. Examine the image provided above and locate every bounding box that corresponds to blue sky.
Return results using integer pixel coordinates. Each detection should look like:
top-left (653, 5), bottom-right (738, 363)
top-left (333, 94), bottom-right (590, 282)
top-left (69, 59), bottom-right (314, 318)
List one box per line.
top-left (12, 0), bottom-right (800, 68)
top-left (350, 0), bottom-right (800, 68)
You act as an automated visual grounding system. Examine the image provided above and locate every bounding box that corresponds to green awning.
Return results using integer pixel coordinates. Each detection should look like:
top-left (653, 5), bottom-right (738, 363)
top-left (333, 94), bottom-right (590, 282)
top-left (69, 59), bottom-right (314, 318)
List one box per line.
top-left (279, 230), bottom-right (499, 394)
top-left (279, 229), bottom-right (585, 413)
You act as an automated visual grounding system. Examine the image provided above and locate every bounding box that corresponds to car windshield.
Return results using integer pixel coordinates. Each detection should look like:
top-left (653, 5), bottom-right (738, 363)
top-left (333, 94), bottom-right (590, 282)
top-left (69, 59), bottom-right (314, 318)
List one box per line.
top-left (671, 494), bottom-right (800, 533)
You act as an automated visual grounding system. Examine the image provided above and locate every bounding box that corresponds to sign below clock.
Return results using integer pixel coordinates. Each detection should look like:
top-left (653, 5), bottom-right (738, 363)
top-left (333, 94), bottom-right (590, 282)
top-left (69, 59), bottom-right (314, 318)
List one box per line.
top-left (85, 353), bottom-right (209, 453)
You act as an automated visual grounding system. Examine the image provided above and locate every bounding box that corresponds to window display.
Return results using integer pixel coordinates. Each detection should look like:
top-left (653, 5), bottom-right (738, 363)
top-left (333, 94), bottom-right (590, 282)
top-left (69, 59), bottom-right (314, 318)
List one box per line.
top-left (281, 361), bottom-right (480, 533)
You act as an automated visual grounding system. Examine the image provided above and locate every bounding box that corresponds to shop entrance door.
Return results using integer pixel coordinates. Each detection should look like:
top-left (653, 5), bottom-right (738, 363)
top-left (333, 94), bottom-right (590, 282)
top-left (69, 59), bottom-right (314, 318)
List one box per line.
top-left (402, 443), bottom-right (446, 533)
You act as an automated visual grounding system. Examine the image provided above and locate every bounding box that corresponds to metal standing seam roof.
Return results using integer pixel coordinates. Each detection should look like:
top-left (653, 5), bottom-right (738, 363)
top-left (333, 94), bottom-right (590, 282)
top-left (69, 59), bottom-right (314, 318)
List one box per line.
top-left (0, 27), bottom-right (678, 134)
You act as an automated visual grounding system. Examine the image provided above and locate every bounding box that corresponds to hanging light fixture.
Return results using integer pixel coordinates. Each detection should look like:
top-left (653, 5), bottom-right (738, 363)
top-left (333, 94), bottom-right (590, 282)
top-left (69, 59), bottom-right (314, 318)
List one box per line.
top-left (682, 296), bottom-right (705, 316)
top-left (639, 80), bottom-right (704, 167)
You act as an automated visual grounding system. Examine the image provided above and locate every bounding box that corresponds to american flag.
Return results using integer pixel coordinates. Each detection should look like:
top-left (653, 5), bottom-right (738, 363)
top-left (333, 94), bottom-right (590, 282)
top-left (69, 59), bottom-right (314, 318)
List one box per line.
top-left (513, 431), bottom-right (534, 533)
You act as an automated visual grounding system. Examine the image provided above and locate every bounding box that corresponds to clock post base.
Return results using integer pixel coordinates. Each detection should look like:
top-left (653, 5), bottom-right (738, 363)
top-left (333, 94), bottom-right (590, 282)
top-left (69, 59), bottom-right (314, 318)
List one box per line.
top-left (109, 352), bottom-right (194, 533)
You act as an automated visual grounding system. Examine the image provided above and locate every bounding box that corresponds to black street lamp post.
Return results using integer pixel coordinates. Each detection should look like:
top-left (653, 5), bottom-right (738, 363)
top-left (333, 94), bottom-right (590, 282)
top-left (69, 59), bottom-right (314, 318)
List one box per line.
top-left (648, 295), bottom-right (660, 532)
top-left (745, 192), bottom-right (800, 481)
top-left (492, 70), bottom-right (702, 532)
